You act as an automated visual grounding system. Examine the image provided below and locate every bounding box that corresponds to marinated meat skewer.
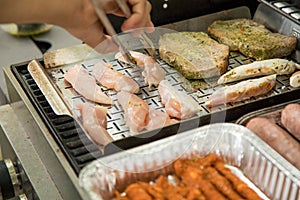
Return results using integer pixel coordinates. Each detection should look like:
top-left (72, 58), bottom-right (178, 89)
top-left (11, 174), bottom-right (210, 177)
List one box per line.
top-left (116, 51), bottom-right (166, 87)
top-left (64, 64), bottom-right (113, 105)
top-left (92, 61), bottom-right (139, 94)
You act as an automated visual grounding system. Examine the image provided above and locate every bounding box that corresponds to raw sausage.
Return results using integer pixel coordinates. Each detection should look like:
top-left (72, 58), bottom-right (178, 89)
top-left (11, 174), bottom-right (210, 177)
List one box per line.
top-left (290, 71), bottom-right (300, 88)
top-left (281, 103), bottom-right (300, 141)
top-left (246, 117), bottom-right (300, 169)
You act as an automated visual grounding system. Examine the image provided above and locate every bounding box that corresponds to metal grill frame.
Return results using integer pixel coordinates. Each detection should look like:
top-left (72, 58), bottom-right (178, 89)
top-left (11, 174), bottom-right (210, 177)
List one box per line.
top-left (9, 5), bottom-right (300, 174)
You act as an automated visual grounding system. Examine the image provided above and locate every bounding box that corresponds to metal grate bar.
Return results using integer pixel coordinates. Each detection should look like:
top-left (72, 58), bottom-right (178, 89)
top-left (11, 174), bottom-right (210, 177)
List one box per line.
top-left (45, 51), bottom-right (299, 142)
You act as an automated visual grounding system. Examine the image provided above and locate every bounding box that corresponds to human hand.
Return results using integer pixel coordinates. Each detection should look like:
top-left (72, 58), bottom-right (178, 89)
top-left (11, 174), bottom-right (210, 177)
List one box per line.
top-left (57, 0), bottom-right (154, 48)
top-left (0, 0), bottom-right (153, 49)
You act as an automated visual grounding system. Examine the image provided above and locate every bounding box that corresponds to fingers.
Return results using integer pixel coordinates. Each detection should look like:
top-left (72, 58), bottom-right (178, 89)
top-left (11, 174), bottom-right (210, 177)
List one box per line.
top-left (66, 0), bottom-right (153, 50)
top-left (121, 0), bottom-right (154, 32)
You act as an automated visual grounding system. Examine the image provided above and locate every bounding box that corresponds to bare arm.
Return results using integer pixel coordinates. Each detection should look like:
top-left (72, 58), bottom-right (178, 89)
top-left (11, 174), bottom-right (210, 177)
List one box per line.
top-left (0, 0), bottom-right (153, 47)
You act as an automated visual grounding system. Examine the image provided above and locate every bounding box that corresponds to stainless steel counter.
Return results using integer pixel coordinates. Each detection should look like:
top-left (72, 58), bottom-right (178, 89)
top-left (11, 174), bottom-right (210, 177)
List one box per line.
top-left (0, 77), bottom-right (88, 199)
top-left (0, 24), bottom-right (84, 200)
top-left (0, 25), bottom-right (81, 104)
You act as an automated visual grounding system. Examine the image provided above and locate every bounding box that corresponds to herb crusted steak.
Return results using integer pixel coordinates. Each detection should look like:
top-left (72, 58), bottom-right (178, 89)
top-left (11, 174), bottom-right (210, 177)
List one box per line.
top-left (158, 32), bottom-right (230, 79)
top-left (208, 18), bottom-right (297, 60)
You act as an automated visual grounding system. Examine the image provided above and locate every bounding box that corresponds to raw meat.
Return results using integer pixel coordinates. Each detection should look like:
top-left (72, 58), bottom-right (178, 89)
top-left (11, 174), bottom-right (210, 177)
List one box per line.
top-left (145, 110), bottom-right (178, 131)
top-left (77, 102), bottom-right (112, 146)
top-left (246, 117), bottom-right (300, 169)
top-left (92, 61), bottom-right (139, 93)
top-left (115, 51), bottom-right (165, 87)
top-left (281, 103), bottom-right (300, 141)
top-left (158, 80), bottom-right (200, 120)
top-left (116, 91), bottom-right (150, 133)
top-left (64, 64), bottom-right (113, 105)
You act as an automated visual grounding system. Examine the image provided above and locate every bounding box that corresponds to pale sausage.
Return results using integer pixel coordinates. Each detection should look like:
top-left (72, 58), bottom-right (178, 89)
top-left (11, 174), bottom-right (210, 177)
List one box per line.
top-left (246, 117), bottom-right (300, 169)
top-left (281, 103), bottom-right (300, 141)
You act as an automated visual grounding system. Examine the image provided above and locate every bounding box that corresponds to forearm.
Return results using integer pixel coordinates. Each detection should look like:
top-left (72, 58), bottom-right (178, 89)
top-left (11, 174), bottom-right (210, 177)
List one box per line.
top-left (0, 0), bottom-right (78, 25)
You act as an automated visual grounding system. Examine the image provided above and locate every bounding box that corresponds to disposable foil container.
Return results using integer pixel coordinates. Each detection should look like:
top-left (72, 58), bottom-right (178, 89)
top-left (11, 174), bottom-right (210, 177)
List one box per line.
top-left (236, 99), bottom-right (300, 126)
top-left (79, 123), bottom-right (300, 200)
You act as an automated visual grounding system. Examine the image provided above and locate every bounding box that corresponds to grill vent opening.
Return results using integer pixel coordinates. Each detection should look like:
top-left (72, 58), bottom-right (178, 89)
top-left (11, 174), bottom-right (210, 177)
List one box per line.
top-left (12, 63), bottom-right (103, 175)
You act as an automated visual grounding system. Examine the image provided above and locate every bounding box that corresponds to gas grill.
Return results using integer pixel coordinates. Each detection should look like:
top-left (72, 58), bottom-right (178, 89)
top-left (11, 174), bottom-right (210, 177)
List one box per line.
top-left (1, 1), bottom-right (300, 199)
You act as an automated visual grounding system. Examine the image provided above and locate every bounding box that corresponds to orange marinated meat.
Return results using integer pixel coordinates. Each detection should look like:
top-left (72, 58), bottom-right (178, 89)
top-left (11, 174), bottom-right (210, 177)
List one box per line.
top-left (203, 167), bottom-right (243, 200)
top-left (115, 154), bottom-right (262, 200)
top-left (214, 161), bottom-right (262, 200)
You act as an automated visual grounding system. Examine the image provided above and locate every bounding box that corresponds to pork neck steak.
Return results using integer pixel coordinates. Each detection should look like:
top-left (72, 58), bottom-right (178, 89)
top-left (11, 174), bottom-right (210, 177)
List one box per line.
top-left (158, 32), bottom-right (229, 79)
top-left (208, 18), bottom-right (297, 60)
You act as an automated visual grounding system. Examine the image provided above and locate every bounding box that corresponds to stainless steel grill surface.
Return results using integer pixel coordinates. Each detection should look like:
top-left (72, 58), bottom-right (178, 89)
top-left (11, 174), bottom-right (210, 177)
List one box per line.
top-left (47, 51), bottom-right (300, 141)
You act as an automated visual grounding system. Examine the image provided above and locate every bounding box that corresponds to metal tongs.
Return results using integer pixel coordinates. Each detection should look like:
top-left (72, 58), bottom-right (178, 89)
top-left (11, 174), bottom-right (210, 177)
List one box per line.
top-left (90, 0), bottom-right (156, 64)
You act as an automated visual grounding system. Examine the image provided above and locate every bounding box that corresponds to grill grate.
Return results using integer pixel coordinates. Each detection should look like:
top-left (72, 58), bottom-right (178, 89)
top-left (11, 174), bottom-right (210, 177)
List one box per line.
top-left (11, 50), bottom-right (300, 174)
top-left (41, 50), bottom-right (300, 147)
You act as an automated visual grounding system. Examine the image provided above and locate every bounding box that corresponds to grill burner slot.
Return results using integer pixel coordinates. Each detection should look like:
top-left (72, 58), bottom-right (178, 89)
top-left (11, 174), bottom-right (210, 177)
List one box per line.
top-left (11, 62), bottom-right (102, 175)
top-left (274, 2), bottom-right (291, 8)
top-left (261, 0), bottom-right (300, 23)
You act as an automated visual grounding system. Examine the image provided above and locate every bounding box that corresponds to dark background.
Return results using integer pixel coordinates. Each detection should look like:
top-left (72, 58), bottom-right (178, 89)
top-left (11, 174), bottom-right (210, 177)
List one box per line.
top-left (109, 0), bottom-right (260, 32)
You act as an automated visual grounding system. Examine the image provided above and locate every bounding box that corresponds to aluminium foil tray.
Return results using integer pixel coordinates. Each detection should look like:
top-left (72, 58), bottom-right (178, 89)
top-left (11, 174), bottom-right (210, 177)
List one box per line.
top-left (236, 99), bottom-right (300, 126)
top-left (78, 123), bottom-right (300, 200)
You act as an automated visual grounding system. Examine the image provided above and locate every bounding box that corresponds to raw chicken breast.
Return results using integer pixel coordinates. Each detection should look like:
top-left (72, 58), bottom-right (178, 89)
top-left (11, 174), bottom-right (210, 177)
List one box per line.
top-left (116, 91), bottom-right (149, 133)
top-left (92, 61), bottom-right (139, 93)
top-left (115, 51), bottom-right (165, 87)
top-left (158, 80), bottom-right (200, 120)
top-left (64, 65), bottom-right (113, 105)
top-left (145, 110), bottom-right (178, 131)
top-left (77, 102), bottom-right (112, 146)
